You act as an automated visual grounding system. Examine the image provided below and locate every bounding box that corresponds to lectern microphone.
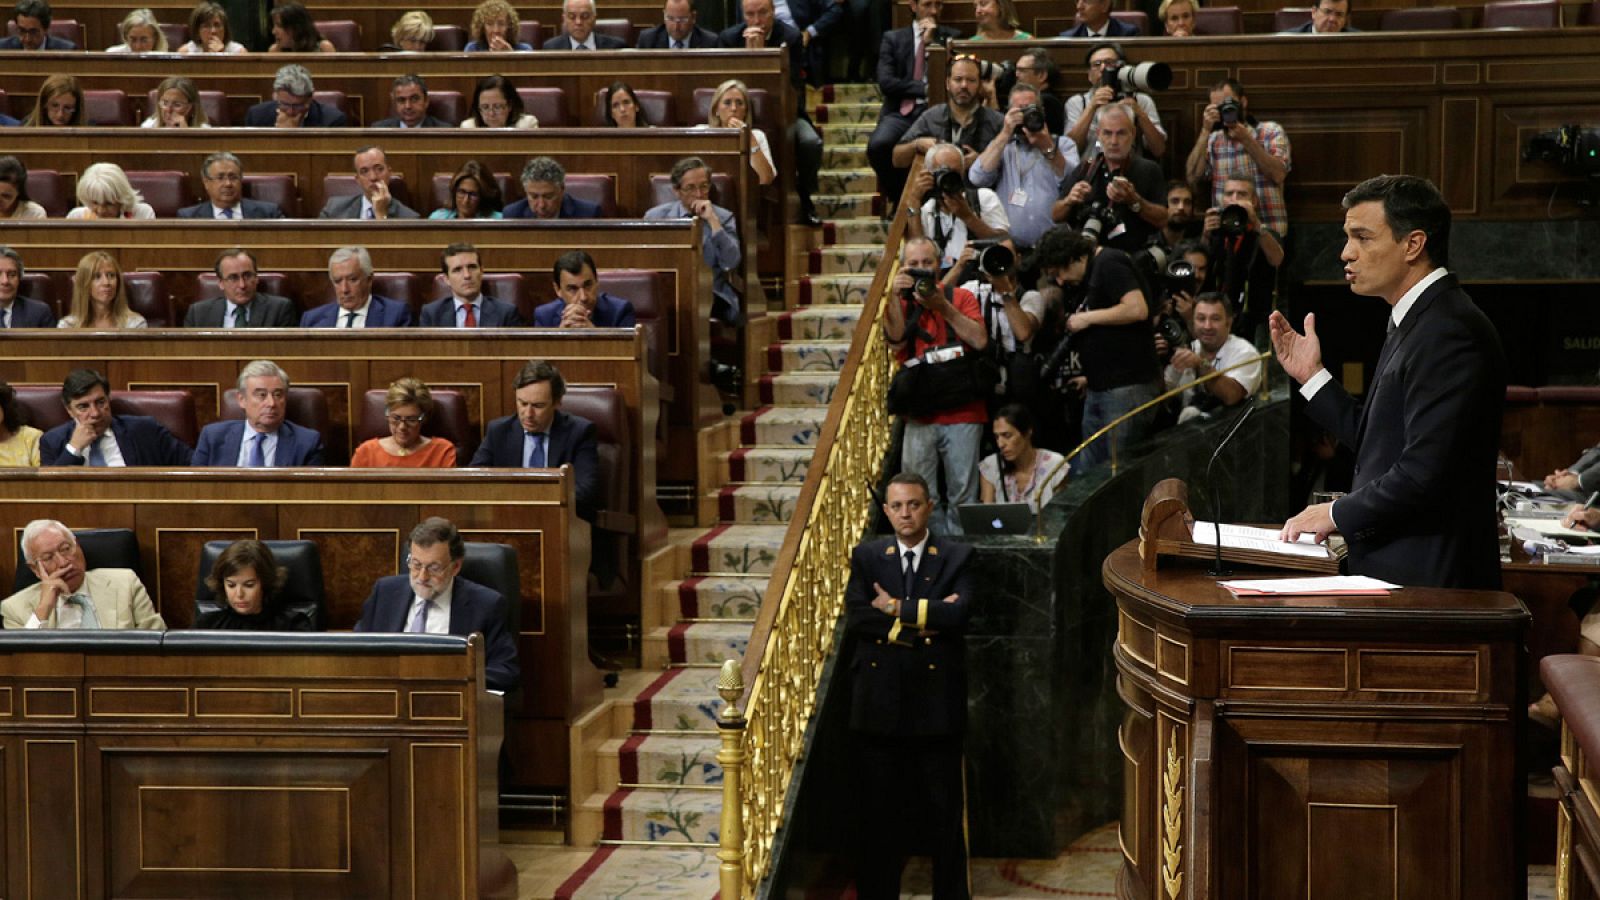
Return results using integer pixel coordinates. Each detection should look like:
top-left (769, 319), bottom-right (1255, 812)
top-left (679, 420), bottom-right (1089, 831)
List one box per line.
top-left (1206, 402), bottom-right (1256, 577)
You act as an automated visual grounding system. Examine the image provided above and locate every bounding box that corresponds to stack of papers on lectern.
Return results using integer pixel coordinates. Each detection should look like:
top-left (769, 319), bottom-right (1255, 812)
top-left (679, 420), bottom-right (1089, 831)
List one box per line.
top-left (1191, 522), bottom-right (1337, 561)
top-left (1220, 575), bottom-right (1400, 597)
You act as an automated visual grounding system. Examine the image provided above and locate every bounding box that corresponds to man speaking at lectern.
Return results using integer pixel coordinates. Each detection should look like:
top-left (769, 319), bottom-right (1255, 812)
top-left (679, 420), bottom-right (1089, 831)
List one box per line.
top-left (1271, 174), bottom-right (1506, 589)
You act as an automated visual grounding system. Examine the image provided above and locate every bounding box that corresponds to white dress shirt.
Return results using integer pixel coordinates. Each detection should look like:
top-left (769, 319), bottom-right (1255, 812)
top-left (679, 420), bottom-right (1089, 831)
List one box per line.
top-left (336, 299), bottom-right (371, 328)
top-left (407, 582), bottom-right (454, 635)
top-left (62, 430), bottom-right (128, 466)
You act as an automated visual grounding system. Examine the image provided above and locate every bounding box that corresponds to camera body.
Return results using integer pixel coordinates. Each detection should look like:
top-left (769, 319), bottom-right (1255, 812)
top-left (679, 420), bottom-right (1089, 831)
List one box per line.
top-left (1154, 312), bottom-right (1189, 351)
top-left (961, 240), bottom-right (1016, 281)
top-left (1074, 198), bottom-right (1120, 244)
top-left (1216, 204), bottom-right (1251, 237)
top-left (1020, 104), bottom-right (1046, 134)
top-left (1162, 258), bottom-right (1198, 298)
top-left (902, 268), bottom-right (940, 302)
top-left (931, 167), bottom-right (965, 196)
top-left (1214, 97), bottom-right (1244, 131)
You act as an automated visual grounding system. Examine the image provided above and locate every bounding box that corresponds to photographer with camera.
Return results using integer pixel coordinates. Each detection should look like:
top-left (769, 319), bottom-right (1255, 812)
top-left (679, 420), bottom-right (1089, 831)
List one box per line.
top-left (1202, 175), bottom-right (1283, 339)
top-left (1012, 49), bottom-right (1066, 135)
top-left (885, 237), bottom-right (991, 536)
top-left (1185, 78), bottom-right (1292, 237)
top-left (1052, 105), bottom-right (1169, 254)
top-left (1162, 292), bottom-right (1263, 423)
top-left (906, 143), bottom-right (1011, 274)
top-left (969, 82), bottom-right (1080, 256)
top-left (892, 55), bottom-right (1005, 208)
top-left (1064, 43), bottom-right (1167, 159)
top-left (868, 0), bottom-right (961, 207)
top-left (1032, 225), bottom-right (1161, 473)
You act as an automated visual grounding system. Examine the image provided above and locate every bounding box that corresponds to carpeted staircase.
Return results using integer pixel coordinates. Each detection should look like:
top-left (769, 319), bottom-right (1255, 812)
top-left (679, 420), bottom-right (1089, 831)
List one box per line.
top-left (552, 82), bottom-right (883, 899)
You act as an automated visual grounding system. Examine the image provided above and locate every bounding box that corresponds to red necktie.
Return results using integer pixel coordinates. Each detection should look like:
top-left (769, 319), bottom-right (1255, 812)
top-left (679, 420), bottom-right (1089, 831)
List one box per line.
top-left (464, 303), bottom-right (477, 328)
top-left (900, 37), bottom-right (924, 116)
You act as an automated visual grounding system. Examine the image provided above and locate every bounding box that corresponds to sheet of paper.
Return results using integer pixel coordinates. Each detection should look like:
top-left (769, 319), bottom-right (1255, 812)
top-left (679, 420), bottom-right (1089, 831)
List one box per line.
top-left (1501, 480), bottom-right (1549, 493)
top-left (1191, 521), bottom-right (1333, 559)
top-left (1507, 516), bottom-right (1597, 540)
top-left (1563, 544), bottom-right (1600, 556)
top-left (1220, 575), bottom-right (1401, 595)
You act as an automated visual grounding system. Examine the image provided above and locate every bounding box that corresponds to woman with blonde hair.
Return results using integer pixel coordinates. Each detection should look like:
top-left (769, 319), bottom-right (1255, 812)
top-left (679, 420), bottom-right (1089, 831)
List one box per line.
top-left (177, 2), bottom-right (245, 53)
top-left (108, 8), bottom-right (169, 52)
top-left (351, 378), bottom-right (458, 467)
top-left (700, 79), bottom-right (775, 185)
top-left (466, 0), bottom-right (531, 50)
top-left (972, 0), bottom-right (1030, 39)
top-left (23, 75), bottom-right (83, 127)
top-left (388, 10), bottom-right (434, 51)
top-left (59, 251), bottom-right (148, 329)
top-left (1159, 0), bottom-right (1200, 35)
top-left (141, 76), bottom-right (210, 128)
top-left (66, 163), bottom-right (155, 219)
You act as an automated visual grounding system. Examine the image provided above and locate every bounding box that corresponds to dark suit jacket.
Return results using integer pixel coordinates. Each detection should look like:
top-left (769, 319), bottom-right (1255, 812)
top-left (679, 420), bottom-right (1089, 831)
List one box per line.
top-left (502, 193), bottom-right (602, 219)
top-left (542, 32), bottom-right (627, 49)
top-left (844, 534), bottom-right (974, 736)
top-left (371, 114), bottom-right (454, 128)
top-left (191, 419), bottom-right (326, 467)
top-left (2, 297), bottom-right (58, 327)
top-left (635, 23), bottom-right (719, 47)
top-left (182, 293), bottom-right (298, 328)
top-left (470, 409), bottom-right (599, 520)
top-left (39, 414), bottom-right (193, 466)
top-left (532, 293), bottom-right (636, 328)
top-left (317, 193), bottom-right (421, 220)
top-left (718, 20), bottom-right (806, 90)
top-left (243, 100), bottom-right (348, 127)
top-left (177, 198), bottom-right (285, 220)
top-left (300, 295), bottom-right (414, 327)
top-left (418, 295), bottom-right (525, 327)
top-left (1060, 17), bottom-right (1142, 36)
top-left (354, 575), bottom-right (520, 692)
top-left (0, 35), bottom-right (76, 49)
top-left (1307, 274), bottom-right (1506, 589)
top-left (1283, 20), bottom-right (1362, 31)
top-left (877, 24), bottom-right (962, 114)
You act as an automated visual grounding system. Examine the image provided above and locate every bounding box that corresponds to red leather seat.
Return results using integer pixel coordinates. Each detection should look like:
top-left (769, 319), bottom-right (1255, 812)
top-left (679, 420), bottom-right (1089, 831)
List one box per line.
top-left (243, 173), bottom-right (299, 217)
top-left (194, 272), bottom-right (293, 302)
top-left (5, 18), bottom-right (81, 46)
top-left (312, 90), bottom-right (353, 123)
top-left (517, 20), bottom-right (543, 47)
top-left (355, 388), bottom-right (477, 462)
top-left (601, 269), bottom-right (669, 381)
top-left (121, 272), bottom-right (172, 326)
top-left (425, 90), bottom-right (467, 125)
top-left (18, 273), bottom-right (59, 316)
top-left (561, 386), bottom-right (632, 590)
top-left (12, 385), bottom-right (69, 433)
top-left (322, 174), bottom-right (410, 208)
top-left (563, 174), bottom-right (617, 217)
top-left (428, 24), bottom-right (466, 50)
top-left (221, 386), bottom-right (340, 463)
top-left (112, 390), bottom-right (198, 448)
top-left (125, 170), bottom-right (192, 218)
top-left (83, 90), bottom-right (134, 126)
top-left (1273, 7), bottom-right (1314, 29)
top-left (1193, 5), bottom-right (1245, 33)
top-left (516, 87), bottom-right (566, 126)
top-left (369, 272), bottom-right (427, 318)
top-left (591, 87), bottom-right (675, 126)
top-left (148, 88), bottom-right (229, 126)
top-left (1480, 0), bottom-right (1560, 26)
top-left (24, 169), bottom-right (70, 217)
top-left (594, 18), bottom-right (634, 44)
top-left (158, 22), bottom-right (188, 47)
top-left (648, 172), bottom-right (734, 211)
top-left (316, 19), bottom-right (361, 51)
top-left (1110, 10), bottom-right (1150, 32)
top-left (1380, 7), bottom-right (1461, 28)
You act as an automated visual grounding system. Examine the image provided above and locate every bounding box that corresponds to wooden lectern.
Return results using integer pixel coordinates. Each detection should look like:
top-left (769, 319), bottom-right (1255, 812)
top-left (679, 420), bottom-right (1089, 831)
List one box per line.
top-left (1110, 481), bottom-right (1529, 900)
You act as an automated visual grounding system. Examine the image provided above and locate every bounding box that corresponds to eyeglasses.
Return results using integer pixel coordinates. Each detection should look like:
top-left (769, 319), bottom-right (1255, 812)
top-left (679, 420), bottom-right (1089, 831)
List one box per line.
top-left (159, 100), bottom-right (193, 111)
top-left (386, 413), bottom-right (425, 426)
top-left (276, 98), bottom-right (311, 114)
top-left (220, 272), bottom-right (258, 283)
top-left (407, 558), bottom-right (451, 577)
top-left (32, 541), bottom-right (75, 569)
top-left (478, 102), bottom-right (509, 114)
top-left (677, 181), bottom-right (711, 194)
top-left (454, 188), bottom-right (481, 199)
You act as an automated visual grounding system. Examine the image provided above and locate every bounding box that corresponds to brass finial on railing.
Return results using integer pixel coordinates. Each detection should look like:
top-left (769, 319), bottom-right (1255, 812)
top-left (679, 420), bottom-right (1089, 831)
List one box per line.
top-left (716, 658), bottom-right (748, 900)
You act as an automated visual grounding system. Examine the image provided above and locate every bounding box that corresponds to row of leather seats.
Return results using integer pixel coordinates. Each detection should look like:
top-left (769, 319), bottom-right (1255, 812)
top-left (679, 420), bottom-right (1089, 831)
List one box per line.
top-left (8, 527), bottom-right (523, 635)
top-left (0, 83), bottom-right (773, 131)
top-left (1114, 0), bottom-right (1594, 31)
top-left (20, 164), bottom-right (734, 220)
top-left (12, 17), bottom-right (644, 54)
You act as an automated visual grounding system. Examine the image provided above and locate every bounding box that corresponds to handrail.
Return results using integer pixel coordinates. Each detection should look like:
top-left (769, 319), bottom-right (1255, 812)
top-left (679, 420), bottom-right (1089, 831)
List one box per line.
top-left (720, 160), bottom-right (923, 897)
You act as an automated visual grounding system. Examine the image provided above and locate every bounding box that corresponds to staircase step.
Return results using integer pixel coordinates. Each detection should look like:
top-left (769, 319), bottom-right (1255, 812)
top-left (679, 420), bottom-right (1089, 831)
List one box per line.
top-left (760, 372), bottom-right (840, 406)
top-left (670, 574), bottom-right (770, 619)
top-left (778, 305), bottom-right (861, 341)
top-left (647, 620), bottom-right (753, 666)
top-left (614, 733), bottom-right (724, 787)
top-left (819, 122), bottom-right (875, 144)
top-left (808, 244), bottom-right (884, 276)
top-left (552, 845), bottom-right (719, 898)
top-left (739, 403), bottom-right (830, 446)
top-left (596, 787), bottom-right (722, 843)
top-left (631, 667), bottom-right (725, 731)
top-left (813, 191), bottom-right (882, 221)
top-left (799, 274), bottom-right (875, 306)
top-left (767, 339), bottom-right (852, 374)
top-left (689, 523), bottom-right (790, 575)
top-left (823, 145), bottom-right (869, 169)
top-left (717, 483), bottom-right (803, 524)
top-left (812, 102), bottom-right (879, 124)
top-left (824, 217), bottom-right (891, 246)
top-left (818, 167), bottom-right (878, 194)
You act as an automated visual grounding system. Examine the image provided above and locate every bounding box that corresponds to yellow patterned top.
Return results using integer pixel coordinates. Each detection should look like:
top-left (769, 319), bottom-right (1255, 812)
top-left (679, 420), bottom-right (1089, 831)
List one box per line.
top-left (0, 426), bottom-right (42, 467)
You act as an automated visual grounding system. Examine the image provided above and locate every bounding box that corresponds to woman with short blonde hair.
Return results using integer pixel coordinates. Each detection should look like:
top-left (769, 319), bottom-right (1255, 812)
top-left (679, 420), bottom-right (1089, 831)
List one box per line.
top-left (109, 8), bottom-right (169, 52)
top-left (389, 10), bottom-right (435, 50)
top-left (1159, 0), bottom-right (1200, 35)
top-left (142, 76), bottom-right (211, 128)
top-left (467, 0), bottom-right (530, 50)
top-left (60, 251), bottom-right (148, 329)
top-left (701, 79), bottom-right (775, 185)
top-left (350, 377), bottom-right (458, 467)
top-left (67, 163), bottom-right (156, 220)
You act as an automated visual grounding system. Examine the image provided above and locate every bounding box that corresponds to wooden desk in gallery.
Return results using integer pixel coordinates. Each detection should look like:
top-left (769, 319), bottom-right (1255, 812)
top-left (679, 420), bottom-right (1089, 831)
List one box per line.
top-left (1106, 542), bottom-right (1529, 900)
top-left (926, 29), bottom-right (1600, 222)
top-left (0, 631), bottom-right (502, 900)
top-left (0, 221), bottom-right (713, 493)
top-left (0, 469), bottom-right (601, 790)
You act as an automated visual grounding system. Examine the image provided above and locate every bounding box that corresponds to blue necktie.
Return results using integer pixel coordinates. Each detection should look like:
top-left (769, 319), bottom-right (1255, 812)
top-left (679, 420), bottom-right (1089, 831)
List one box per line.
top-left (248, 432), bottom-right (266, 467)
top-left (525, 433), bottom-right (546, 468)
top-left (221, 207), bottom-right (235, 219)
top-left (88, 438), bottom-right (107, 466)
top-left (1, 307), bottom-right (8, 328)
top-left (68, 593), bottom-right (101, 629)
top-left (407, 599), bottom-right (431, 632)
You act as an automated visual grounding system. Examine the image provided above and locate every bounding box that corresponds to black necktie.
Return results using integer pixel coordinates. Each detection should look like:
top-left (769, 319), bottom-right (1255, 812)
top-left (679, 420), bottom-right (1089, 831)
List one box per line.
top-left (902, 549), bottom-right (916, 602)
top-left (344, 311), bottom-right (358, 328)
top-left (1387, 316), bottom-right (1397, 336)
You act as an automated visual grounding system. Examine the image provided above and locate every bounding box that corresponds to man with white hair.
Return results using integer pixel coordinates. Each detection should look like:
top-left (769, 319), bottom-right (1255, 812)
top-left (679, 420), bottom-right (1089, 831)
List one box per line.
top-left (543, 0), bottom-right (626, 48)
top-left (191, 360), bottom-right (326, 467)
top-left (2, 520), bottom-right (165, 630)
top-left (300, 246), bottom-right (415, 327)
top-left (243, 64), bottom-right (349, 127)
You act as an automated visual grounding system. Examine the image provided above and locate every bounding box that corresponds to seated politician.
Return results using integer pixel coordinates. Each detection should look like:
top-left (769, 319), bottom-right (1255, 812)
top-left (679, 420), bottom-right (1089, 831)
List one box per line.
top-left (0, 379), bottom-right (42, 466)
top-left (469, 360), bottom-right (599, 521)
top-left (351, 377), bottom-right (458, 468)
top-left (319, 146), bottom-right (421, 220)
top-left (374, 74), bottom-right (454, 128)
top-left (645, 156), bottom-right (742, 324)
top-left (179, 153), bottom-right (285, 220)
top-left (430, 160), bottom-right (505, 220)
top-left (0, 245), bottom-right (55, 325)
top-left (533, 250), bottom-right (637, 328)
top-left (419, 243), bottom-right (526, 326)
top-left (3, 519), bottom-right (165, 630)
top-left (58, 251), bottom-right (146, 329)
top-left (40, 369), bottom-right (193, 466)
top-left (301, 246), bottom-right (414, 327)
top-left (195, 539), bottom-right (316, 631)
top-left (245, 64), bottom-right (348, 128)
top-left (0, 0), bottom-right (77, 50)
top-left (354, 517), bottom-right (521, 692)
top-left (192, 360), bottom-right (325, 467)
top-left (184, 248), bottom-right (298, 327)
top-left (465, 0), bottom-right (533, 50)
top-left (503, 157), bottom-right (601, 220)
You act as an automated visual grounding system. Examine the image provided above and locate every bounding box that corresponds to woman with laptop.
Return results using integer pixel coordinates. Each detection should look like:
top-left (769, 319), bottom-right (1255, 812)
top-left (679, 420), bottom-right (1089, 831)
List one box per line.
top-left (978, 404), bottom-right (1070, 511)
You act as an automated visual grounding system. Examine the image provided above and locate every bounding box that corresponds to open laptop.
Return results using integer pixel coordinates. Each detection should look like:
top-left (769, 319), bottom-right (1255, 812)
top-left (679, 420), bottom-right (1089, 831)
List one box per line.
top-left (957, 502), bottom-right (1035, 536)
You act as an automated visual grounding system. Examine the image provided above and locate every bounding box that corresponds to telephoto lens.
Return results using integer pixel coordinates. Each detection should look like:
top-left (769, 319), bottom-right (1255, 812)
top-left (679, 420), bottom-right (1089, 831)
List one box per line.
top-left (934, 168), bottom-right (965, 195)
top-left (1218, 204), bottom-right (1250, 237)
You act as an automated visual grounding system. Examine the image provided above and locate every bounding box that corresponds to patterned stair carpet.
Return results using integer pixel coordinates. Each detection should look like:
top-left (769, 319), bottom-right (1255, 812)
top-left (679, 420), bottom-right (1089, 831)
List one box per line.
top-left (550, 83), bottom-right (880, 899)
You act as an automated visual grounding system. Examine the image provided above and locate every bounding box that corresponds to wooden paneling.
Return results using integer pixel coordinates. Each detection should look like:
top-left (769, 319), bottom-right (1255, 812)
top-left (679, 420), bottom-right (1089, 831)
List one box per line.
top-left (927, 30), bottom-right (1600, 222)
